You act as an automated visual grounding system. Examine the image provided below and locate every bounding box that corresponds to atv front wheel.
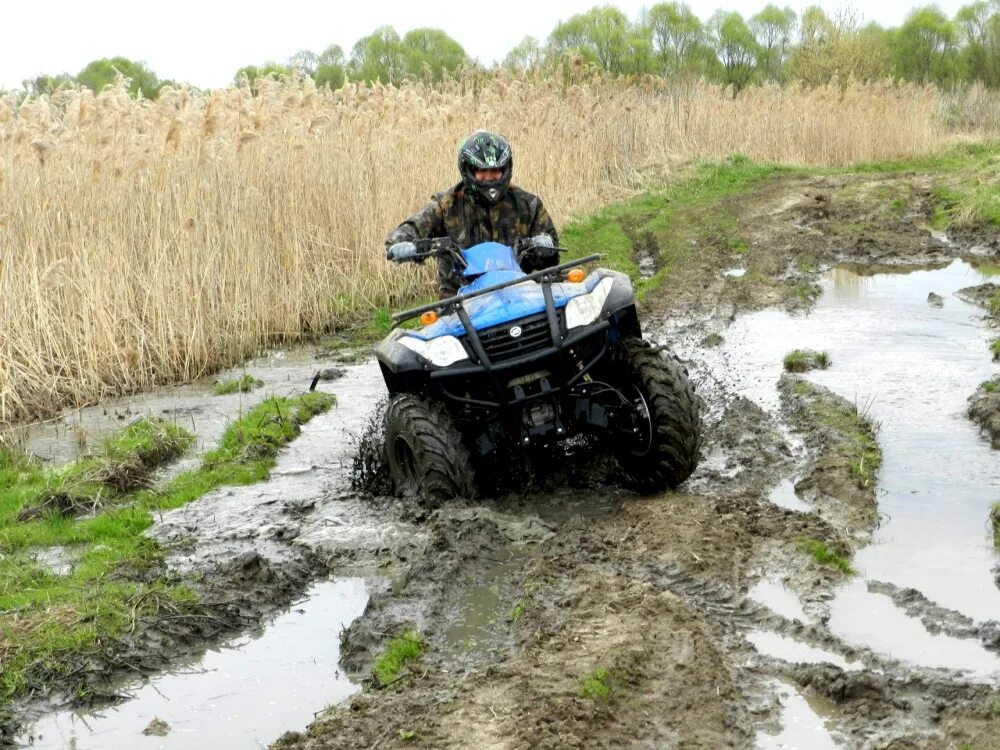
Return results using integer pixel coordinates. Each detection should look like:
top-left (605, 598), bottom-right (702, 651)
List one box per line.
top-left (612, 338), bottom-right (701, 490)
top-left (384, 394), bottom-right (476, 505)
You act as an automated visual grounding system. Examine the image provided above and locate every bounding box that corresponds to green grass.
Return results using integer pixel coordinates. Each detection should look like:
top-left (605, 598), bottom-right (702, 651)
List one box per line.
top-left (0, 392), bottom-right (335, 703)
top-left (213, 374), bottom-right (263, 395)
top-left (783, 349), bottom-right (832, 373)
top-left (561, 155), bottom-right (787, 297)
top-left (373, 630), bottom-right (425, 687)
top-left (848, 142), bottom-right (1000, 228)
top-left (578, 666), bottom-right (614, 702)
top-left (506, 597), bottom-right (529, 623)
top-left (792, 379), bottom-right (882, 490)
top-left (991, 504), bottom-right (1000, 549)
top-left (9, 417), bottom-right (194, 521)
top-left (982, 379), bottom-right (1000, 394)
top-left (991, 338), bottom-right (1000, 361)
top-left (797, 538), bottom-right (856, 576)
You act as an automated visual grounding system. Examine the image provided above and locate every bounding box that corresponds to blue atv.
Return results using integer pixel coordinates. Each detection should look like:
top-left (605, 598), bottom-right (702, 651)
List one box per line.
top-left (375, 238), bottom-right (700, 503)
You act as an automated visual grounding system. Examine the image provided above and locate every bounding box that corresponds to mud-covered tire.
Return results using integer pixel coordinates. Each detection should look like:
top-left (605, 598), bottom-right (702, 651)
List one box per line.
top-left (384, 394), bottom-right (476, 505)
top-left (612, 338), bottom-right (701, 490)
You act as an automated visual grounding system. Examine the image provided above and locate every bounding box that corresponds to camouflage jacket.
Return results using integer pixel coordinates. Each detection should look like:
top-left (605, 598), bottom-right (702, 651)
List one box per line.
top-left (386, 183), bottom-right (559, 295)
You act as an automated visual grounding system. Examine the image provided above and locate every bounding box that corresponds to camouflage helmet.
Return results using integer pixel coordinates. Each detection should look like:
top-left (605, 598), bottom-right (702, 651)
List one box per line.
top-left (457, 130), bottom-right (513, 204)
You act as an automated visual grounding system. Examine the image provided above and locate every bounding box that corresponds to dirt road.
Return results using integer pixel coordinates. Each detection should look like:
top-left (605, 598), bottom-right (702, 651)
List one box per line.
top-left (264, 173), bottom-right (1000, 749)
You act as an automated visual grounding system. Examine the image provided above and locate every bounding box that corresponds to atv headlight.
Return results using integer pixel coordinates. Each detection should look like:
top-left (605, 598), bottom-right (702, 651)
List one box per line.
top-left (399, 335), bottom-right (469, 367)
top-left (565, 277), bottom-right (615, 330)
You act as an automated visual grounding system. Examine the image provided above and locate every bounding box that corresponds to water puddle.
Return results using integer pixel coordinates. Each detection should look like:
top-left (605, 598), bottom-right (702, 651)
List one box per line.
top-left (756, 678), bottom-right (841, 750)
top-left (15, 578), bottom-right (368, 750)
top-left (749, 577), bottom-right (809, 623)
top-left (748, 630), bottom-right (860, 672)
top-left (12, 348), bottom-right (347, 473)
top-left (697, 259), bottom-right (1000, 676)
top-left (828, 578), bottom-right (1000, 678)
top-left (768, 478), bottom-right (810, 513)
top-left (444, 543), bottom-right (521, 653)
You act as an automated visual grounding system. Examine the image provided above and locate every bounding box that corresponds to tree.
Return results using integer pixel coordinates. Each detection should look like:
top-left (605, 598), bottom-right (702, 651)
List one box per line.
top-left (504, 35), bottom-right (546, 71)
top-left (789, 6), bottom-right (891, 85)
top-left (77, 57), bottom-right (162, 98)
top-left (549, 6), bottom-right (647, 74)
top-left (24, 73), bottom-right (75, 97)
top-left (891, 6), bottom-right (960, 85)
top-left (956, 1), bottom-right (1000, 85)
top-left (235, 62), bottom-right (293, 92)
top-left (314, 45), bottom-right (347, 89)
top-left (708, 11), bottom-right (761, 91)
top-left (400, 28), bottom-right (467, 80)
top-left (349, 26), bottom-right (405, 84)
top-left (750, 5), bottom-right (797, 82)
top-left (645, 2), bottom-right (706, 76)
top-left (289, 50), bottom-right (320, 77)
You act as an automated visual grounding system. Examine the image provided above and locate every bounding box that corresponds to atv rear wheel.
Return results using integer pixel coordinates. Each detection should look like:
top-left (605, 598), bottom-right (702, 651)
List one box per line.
top-left (384, 394), bottom-right (476, 505)
top-left (612, 338), bottom-right (700, 490)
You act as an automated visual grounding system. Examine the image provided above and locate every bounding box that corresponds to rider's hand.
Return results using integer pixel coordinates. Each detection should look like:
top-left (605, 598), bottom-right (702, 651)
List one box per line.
top-left (530, 234), bottom-right (555, 249)
top-left (387, 241), bottom-right (418, 262)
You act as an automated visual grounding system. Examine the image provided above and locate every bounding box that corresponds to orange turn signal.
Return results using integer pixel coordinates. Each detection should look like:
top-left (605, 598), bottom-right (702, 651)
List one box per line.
top-left (419, 310), bottom-right (439, 326)
top-left (567, 268), bottom-right (586, 283)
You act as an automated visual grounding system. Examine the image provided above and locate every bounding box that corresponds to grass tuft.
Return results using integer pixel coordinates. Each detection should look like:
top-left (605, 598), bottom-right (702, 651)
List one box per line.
top-left (991, 504), bottom-right (1000, 549)
top-left (783, 349), bottom-right (832, 373)
top-left (797, 538), bottom-right (856, 575)
top-left (578, 666), bottom-right (614, 702)
top-left (373, 630), bottom-right (425, 687)
top-left (16, 417), bottom-right (194, 520)
top-left (213, 374), bottom-right (263, 395)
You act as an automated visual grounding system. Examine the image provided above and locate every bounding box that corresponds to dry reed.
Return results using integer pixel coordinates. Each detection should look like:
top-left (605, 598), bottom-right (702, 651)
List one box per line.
top-left (0, 73), bottom-right (945, 422)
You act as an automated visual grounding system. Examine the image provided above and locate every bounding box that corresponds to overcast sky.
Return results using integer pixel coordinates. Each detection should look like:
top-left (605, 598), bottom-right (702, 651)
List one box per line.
top-left (0, 0), bottom-right (973, 90)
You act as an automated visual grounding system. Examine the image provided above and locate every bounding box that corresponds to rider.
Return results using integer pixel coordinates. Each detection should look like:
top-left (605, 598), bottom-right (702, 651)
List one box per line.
top-left (385, 130), bottom-right (559, 297)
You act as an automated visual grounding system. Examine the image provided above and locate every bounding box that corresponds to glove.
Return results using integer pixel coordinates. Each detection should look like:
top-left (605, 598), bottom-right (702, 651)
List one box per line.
top-left (530, 234), bottom-right (554, 249)
top-left (387, 241), bottom-right (418, 262)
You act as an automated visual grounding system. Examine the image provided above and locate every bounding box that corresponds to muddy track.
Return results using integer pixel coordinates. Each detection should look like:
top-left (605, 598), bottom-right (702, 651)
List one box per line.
top-left (269, 172), bottom-right (1000, 750)
top-left (8, 171), bottom-right (1000, 748)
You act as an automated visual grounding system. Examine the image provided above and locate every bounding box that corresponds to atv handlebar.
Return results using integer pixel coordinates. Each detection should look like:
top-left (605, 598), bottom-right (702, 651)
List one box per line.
top-left (391, 253), bottom-right (604, 324)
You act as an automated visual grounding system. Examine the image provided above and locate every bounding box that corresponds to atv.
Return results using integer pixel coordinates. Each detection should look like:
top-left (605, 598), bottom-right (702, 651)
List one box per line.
top-left (374, 237), bottom-right (700, 503)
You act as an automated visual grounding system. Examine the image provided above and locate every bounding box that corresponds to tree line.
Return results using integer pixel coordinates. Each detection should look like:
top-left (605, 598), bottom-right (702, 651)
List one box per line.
top-left (17, 2), bottom-right (1000, 97)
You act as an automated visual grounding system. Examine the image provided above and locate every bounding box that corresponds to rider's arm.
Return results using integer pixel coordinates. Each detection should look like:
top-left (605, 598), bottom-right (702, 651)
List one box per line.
top-left (385, 195), bottom-right (447, 249)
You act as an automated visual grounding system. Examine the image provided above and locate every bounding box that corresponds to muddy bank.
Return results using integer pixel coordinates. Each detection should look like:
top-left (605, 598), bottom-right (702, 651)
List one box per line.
top-left (969, 382), bottom-right (1000, 448)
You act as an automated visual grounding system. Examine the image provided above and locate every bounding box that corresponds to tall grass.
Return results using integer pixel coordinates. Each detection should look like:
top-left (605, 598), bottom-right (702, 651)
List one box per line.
top-left (0, 73), bottom-right (944, 422)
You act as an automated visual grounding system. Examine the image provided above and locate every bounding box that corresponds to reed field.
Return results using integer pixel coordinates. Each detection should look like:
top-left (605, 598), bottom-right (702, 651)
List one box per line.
top-left (0, 73), bottom-right (949, 422)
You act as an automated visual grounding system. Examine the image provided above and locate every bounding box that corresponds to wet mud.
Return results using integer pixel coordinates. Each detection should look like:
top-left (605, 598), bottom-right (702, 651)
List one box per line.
top-left (9, 171), bottom-right (1000, 749)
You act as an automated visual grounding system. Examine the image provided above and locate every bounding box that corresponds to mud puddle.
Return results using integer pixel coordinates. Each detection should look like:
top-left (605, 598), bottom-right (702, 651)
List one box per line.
top-left (756, 678), bottom-right (841, 750)
top-left (15, 578), bottom-right (368, 750)
top-left (684, 258), bottom-right (1000, 740)
top-left (709, 260), bottom-right (1000, 619)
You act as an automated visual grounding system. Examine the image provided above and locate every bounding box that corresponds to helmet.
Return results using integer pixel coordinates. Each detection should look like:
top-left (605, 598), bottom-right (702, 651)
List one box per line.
top-left (457, 130), bottom-right (512, 205)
